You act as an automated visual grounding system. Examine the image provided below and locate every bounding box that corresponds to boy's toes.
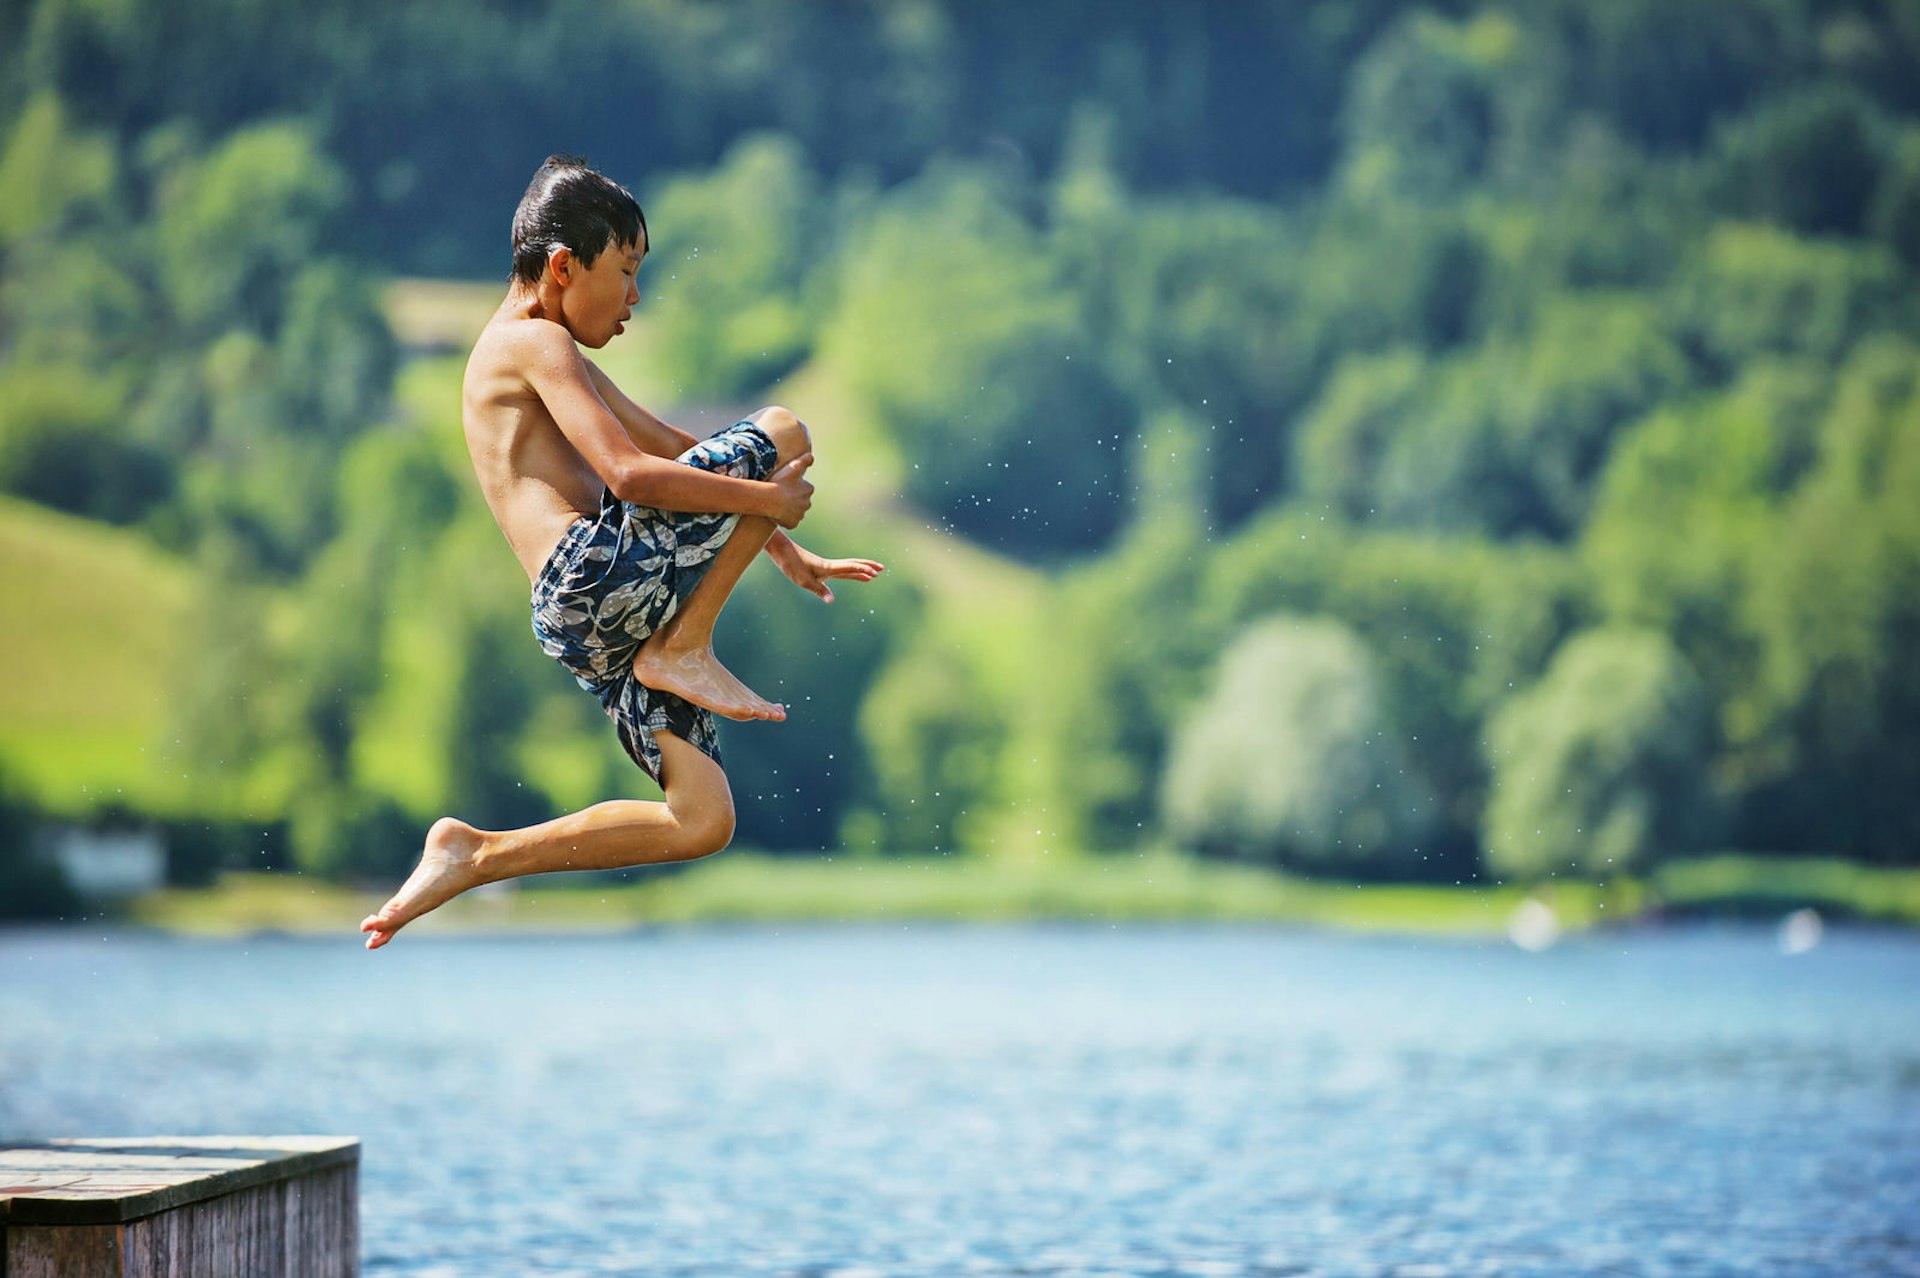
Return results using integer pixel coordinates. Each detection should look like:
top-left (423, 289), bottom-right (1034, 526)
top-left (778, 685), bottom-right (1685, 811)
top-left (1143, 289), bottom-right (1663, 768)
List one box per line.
top-left (360, 912), bottom-right (397, 949)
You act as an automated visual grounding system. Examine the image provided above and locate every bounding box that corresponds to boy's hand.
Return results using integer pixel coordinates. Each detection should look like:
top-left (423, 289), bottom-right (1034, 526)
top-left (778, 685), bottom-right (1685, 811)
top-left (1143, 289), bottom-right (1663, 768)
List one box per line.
top-left (768, 453), bottom-right (815, 528)
top-left (772, 538), bottom-right (884, 603)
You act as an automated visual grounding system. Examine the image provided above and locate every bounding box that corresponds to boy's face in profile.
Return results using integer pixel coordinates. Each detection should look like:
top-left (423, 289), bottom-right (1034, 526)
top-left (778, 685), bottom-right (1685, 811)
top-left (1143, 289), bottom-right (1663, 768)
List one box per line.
top-left (561, 234), bottom-right (646, 348)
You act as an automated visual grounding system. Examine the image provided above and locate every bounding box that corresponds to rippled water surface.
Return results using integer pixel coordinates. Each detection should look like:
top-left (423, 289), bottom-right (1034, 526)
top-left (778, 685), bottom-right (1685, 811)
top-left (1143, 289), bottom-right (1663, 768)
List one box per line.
top-left (3, 923), bottom-right (1918, 1276)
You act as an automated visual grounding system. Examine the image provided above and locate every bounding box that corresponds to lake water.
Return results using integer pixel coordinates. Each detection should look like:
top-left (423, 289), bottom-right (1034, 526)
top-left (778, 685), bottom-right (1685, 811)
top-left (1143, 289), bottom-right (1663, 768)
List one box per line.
top-left (2, 923), bottom-right (1917, 1277)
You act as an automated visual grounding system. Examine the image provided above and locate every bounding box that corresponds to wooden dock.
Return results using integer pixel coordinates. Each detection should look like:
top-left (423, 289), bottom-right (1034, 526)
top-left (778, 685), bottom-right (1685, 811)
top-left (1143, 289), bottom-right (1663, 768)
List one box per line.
top-left (0, 1136), bottom-right (358, 1278)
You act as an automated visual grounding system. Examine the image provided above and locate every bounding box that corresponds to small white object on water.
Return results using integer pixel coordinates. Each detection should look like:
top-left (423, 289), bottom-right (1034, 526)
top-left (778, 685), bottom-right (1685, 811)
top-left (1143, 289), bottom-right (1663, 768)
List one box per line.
top-left (1778, 907), bottom-right (1823, 955)
top-left (1508, 897), bottom-right (1561, 951)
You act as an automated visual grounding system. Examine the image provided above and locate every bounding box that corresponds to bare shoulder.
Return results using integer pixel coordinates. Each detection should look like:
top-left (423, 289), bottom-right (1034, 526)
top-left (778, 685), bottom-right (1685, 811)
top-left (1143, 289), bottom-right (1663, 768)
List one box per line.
top-left (466, 311), bottom-right (577, 390)
top-left (464, 313), bottom-right (583, 438)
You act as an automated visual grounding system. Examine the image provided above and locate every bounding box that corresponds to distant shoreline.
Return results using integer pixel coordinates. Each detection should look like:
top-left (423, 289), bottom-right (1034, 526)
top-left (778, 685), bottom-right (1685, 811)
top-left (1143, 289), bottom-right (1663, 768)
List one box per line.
top-left (34, 851), bottom-right (1912, 942)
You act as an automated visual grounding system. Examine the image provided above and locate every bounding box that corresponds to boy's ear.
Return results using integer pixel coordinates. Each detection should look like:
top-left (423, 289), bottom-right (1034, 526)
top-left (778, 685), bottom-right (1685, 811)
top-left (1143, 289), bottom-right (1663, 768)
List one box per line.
top-left (547, 245), bottom-right (575, 285)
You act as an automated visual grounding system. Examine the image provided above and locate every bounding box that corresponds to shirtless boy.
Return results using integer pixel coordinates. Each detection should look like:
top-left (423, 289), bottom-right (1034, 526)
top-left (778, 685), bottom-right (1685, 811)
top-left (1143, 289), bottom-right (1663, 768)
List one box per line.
top-left (361, 155), bottom-right (882, 950)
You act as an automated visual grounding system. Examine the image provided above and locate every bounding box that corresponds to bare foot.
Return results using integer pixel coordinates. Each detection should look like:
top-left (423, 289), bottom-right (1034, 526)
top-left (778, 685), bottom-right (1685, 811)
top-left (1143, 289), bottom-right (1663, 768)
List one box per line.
top-left (632, 638), bottom-right (786, 722)
top-left (359, 818), bottom-right (487, 951)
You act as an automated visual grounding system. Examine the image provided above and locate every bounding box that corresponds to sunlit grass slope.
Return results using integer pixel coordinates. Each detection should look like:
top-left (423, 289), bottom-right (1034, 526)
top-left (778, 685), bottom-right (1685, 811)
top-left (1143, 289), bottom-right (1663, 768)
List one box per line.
top-left (0, 496), bottom-right (199, 814)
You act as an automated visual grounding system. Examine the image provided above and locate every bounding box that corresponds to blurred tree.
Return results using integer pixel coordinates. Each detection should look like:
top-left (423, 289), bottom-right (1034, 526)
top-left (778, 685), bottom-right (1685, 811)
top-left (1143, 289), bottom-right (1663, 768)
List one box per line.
top-left (1040, 500), bottom-right (1213, 851)
top-left (274, 260), bottom-right (397, 446)
top-left (0, 90), bottom-right (117, 248)
top-left (1296, 200), bottom-right (1491, 362)
top-left (153, 119), bottom-right (346, 336)
top-left (1744, 336), bottom-right (1920, 863)
top-left (287, 784), bottom-right (417, 883)
top-left (822, 164), bottom-right (1131, 553)
top-left (178, 330), bottom-right (329, 575)
top-left (1582, 361), bottom-right (1828, 790)
top-left (1673, 222), bottom-right (1914, 376)
top-left (1162, 614), bottom-right (1436, 878)
top-left (1194, 511), bottom-right (1587, 876)
top-left (1528, 0), bottom-right (1808, 152)
top-left (1483, 628), bottom-right (1719, 881)
top-left (0, 233), bottom-right (154, 372)
top-left (1339, 10), bottom-right (1521, 204)
top-left (115, 121), bottom-right (395, 575)
top-left (280, 429), bottom-right (455, 800)
top-left (1508, 119), bottom-right (1694, 293)
top-left (1869, 126), bottom-right (1920, 271)
top-left (1478, 294), bottom-right (1696, 536)
top-left (1709, 82), bottom-right (1890, 238)
top-left (0, 367), bottom-right (170, 522)
top-left (1066, 197), bottom-right (1305, 525)
top-left (1296, 294), bottom-right (1691, 539)
top-left (642, 134), bottom-right (827, 399)
top-left (1293, 348), bottom-right (1433, 525)
top-left (853, 632), bottom-right (1006, 854)
top-left (161, 528), bottom-right (297, 820)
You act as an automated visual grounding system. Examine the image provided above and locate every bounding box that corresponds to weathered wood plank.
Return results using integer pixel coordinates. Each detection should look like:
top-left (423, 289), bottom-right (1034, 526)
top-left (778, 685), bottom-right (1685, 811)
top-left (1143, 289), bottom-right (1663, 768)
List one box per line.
top-left (2, 1138), bottom-right (358, 1278)
top-left (5, 1222), bottom-right (119, 1278)
top-left (286, 1164), bottom-right (358, 1277)
top-left (0, 1137), bottom-right (358, 1226)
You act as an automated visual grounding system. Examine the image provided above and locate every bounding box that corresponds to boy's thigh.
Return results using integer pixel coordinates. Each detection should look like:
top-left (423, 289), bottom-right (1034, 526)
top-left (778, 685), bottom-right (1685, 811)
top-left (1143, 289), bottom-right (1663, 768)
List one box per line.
top-left (655, 729), bottom-right (732, 808)
top-left (599, 672), bottom-right (723, 788)
top-left (532, 515), bottom-right (670, 687)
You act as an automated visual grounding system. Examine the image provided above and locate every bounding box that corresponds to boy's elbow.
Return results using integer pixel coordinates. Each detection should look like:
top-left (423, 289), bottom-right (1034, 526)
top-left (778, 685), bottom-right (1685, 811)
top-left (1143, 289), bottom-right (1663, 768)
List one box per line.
top-left (607, 457), bottom-right (659, 505)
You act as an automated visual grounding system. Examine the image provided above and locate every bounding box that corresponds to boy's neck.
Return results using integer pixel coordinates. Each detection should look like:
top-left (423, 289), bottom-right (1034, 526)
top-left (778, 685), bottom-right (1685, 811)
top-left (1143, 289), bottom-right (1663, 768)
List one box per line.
top-left (507, 278), bottom-right (559, 323)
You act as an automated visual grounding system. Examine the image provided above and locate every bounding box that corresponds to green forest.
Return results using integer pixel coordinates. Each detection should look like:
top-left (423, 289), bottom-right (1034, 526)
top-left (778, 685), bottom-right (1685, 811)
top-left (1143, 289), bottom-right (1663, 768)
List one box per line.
top-left (2, 0), bottom-right (1917, 918)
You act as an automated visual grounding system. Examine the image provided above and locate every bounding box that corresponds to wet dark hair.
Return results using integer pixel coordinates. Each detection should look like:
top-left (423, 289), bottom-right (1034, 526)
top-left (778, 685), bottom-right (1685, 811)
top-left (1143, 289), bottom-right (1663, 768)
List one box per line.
top-left (509, 154), bottom-right (648, 286)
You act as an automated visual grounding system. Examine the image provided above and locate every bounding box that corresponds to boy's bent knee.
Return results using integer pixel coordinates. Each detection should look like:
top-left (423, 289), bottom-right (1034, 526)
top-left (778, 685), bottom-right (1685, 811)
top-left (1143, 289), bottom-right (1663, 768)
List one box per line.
top-left (675, 802), bottom-right (735, 859)
top-left (751, 405), bottom-right (810, 463)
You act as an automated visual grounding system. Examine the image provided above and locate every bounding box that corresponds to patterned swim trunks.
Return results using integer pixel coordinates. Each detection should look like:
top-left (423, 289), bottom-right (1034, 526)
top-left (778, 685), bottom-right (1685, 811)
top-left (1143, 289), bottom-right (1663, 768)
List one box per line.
top-left (530, 420), bottom-right (780, 785)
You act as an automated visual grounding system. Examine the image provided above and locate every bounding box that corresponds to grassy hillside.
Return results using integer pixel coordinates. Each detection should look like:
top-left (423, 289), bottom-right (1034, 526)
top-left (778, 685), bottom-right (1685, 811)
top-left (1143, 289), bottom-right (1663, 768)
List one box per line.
top-left (0, 497), bottom-right (200, 814)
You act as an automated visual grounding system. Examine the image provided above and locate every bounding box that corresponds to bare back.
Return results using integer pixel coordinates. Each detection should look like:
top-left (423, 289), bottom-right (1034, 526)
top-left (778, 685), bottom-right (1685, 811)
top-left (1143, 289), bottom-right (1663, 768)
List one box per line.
top-left (461, 299), bottom-right (608, 583)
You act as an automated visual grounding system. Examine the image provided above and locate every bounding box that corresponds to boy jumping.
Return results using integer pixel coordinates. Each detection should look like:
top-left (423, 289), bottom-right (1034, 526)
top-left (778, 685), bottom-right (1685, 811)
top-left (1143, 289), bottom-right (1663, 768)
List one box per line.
top-left (361, 155), bottom-right (882, 950)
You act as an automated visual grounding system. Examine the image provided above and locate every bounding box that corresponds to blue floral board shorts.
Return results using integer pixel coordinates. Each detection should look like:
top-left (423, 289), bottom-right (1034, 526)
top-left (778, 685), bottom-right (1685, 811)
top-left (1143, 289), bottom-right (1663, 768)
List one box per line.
top-left (530, 420), bottom-right (780, 785)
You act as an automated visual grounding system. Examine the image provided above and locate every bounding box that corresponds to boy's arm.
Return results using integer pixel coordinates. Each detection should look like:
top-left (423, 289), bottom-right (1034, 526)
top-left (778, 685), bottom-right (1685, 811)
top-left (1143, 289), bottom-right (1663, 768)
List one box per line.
top-left (522, 326), bottom-right (811, 525)
top-left (581, 357), bottom-right (851, 582)
top-left (582, 358), bottom-right (697, 459)
top-left (763, 528), bottom-right (886, 602)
